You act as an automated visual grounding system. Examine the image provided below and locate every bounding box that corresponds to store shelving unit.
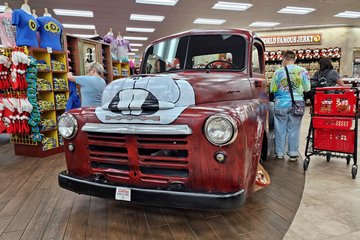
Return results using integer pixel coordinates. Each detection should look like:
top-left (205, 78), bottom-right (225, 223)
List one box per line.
top-left (265, 54), bottom-right (341, 83)
top-left (100, 43), bottom-right (112, 83)
top-left (112, 60), bottom-right (130, 81)
top-left (65, 34), bottom-right (130, 83)
top-left (13, 48), bottom-right (69, 158)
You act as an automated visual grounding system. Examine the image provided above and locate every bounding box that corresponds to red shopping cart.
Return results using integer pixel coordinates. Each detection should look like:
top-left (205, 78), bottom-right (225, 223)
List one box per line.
top-left (304, 87), bottom-right (359, 179)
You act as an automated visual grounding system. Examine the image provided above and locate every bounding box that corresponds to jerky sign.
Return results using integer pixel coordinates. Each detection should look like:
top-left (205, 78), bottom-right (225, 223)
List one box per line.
top-left (261, 34), bottom-right (322, 46)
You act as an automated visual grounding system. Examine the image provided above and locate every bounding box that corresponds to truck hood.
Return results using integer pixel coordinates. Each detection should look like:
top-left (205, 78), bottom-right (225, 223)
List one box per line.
top-left (95, 73), bottom-right (251, 124)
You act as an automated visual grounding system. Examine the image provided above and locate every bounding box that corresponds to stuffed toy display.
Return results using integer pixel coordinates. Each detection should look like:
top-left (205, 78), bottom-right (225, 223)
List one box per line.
top-left (333, 47), bottom-right (341, 58)
top-left (269, 51), bottom-right (276, 61)
top-left (313, 49), bottom-right (320, 59)
top-left (305, 49), bottom-right (312, 59)
top-left (0, 55), bottom-right (11, 90)
top-left (10, 47), bottom-right (30, 90)
top-left (297, 49), bottom-right (305, 60)
top-left (327, 48), bottom-right (334, 58)
top-left (0, 96), bottom-right (33, 135)
top-left (264, 51), bottom-right (269, 61)
top-left (276, 50), bottom-right (283, 61)
top-left (23, 56), bottom-right (42, 142)
top-left (320, 49), bottom-right (328, 58)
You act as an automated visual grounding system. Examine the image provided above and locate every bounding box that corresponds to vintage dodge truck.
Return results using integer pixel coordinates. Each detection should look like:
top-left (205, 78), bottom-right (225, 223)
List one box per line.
top-left (58, 29), bottom-right (272, 209)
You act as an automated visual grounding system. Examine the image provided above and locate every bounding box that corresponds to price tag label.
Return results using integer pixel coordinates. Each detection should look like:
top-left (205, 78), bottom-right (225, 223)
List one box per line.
top-left (47, 47), bottom-right (52, 53)
top-left (115, 187), bottom-right (131, 201)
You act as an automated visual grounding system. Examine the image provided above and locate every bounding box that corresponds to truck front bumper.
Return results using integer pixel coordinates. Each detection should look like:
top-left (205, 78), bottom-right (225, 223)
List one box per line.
top-left (58, 171), bottom-right (246, 210)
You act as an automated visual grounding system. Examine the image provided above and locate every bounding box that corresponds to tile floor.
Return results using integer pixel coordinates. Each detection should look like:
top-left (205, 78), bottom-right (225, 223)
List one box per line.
top-left (284, 107), bottom-right (360, 240)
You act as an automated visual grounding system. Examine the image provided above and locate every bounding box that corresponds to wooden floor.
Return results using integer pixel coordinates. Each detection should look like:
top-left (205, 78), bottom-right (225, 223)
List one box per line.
top-left (0, 139), bottom-right (305, 240)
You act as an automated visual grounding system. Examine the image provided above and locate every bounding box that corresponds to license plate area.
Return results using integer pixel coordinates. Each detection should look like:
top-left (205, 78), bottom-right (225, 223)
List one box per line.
top-left (115, 187), bottom-right (131, 201)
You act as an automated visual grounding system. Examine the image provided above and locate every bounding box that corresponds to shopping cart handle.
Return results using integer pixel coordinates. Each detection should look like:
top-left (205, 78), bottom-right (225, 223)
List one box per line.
top-left (314, 87), bottom-right (357, 91)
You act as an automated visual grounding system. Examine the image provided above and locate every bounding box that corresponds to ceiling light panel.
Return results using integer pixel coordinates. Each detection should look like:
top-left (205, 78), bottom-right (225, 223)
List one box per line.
top-left (135, 0), bottom-right (178, 6)
top-left (126, 27), bottom-right (155, 33)
top-left (130, 43), bottom-right (144, 47)
top-left (249, 21), bottom-right (280, 27)
top-left (278, 6), bottom-right (316, 15)
top-left (334, 11), bottom-right (360, 18)
top-left (128, 53), bottom-right (136, 55)
top-left (123, 36), bottom-right (149, 41)
top-left (131, 49), bottom-right (139, 51)
top-left (53, 9), bottom-right (94, 17)
top-left (130, 14), bottom-right (165, 22)
top-left (63, 23), bottom-right (96, 30)
top-left (212, 1), bottom-right (253, 11)
top-left (193, 18), bottom-right (226, 25)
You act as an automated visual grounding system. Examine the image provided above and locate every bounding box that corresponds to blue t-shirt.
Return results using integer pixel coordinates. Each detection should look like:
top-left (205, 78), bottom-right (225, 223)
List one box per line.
top-left (12, 9), bottom-right (38, 47)
top-left (36, 16), bottom-right (62, 51)
top-left (76, 76), bottom-right (106, 107)
top-left (270, 64), bottom-right (310, 109)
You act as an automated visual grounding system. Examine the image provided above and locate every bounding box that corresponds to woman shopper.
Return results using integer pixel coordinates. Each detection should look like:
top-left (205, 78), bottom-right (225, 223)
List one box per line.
top-left (312, 57), bottom-right (345, 87)
top-left (270, 51), bottom-right (311, 161)
top-left (67, 62), bottom-right (106, 107)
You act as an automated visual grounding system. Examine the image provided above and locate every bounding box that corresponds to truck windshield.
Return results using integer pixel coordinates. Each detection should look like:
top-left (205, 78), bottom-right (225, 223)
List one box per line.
top-left (142, 34), bottom-right (246, 74)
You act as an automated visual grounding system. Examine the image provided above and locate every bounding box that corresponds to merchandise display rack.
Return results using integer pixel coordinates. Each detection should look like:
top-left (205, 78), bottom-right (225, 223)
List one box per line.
top-left (65, 34), bottom-right (130, 83)
top-left (265, 47), bottom-right (341, 83)
top-left (112, 60), bottom-right (130, 80)
top-left (100, 43), bottom-right (112, 83)
top-left (13, 47), bottom-right (69, 158)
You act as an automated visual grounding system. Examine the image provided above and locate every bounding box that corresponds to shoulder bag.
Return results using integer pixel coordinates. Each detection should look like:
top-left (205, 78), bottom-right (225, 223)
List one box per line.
top-left (284, 66), bottom-right (305, 116)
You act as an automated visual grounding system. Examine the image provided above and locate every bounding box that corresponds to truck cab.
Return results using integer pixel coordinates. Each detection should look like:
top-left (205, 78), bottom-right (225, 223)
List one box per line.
top-left (58, 29), bottom-right (271, 209)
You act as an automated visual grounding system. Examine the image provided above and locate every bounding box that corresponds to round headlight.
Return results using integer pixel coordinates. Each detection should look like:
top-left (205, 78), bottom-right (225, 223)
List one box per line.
top-left (204, 114), bottom-right (238, 146)
top-left (58, 113), bottom-right (78, 139)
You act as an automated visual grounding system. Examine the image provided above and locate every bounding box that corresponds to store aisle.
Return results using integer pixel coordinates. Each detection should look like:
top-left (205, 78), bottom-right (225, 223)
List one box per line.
top-left (285, 107), bottom-right (360, 240)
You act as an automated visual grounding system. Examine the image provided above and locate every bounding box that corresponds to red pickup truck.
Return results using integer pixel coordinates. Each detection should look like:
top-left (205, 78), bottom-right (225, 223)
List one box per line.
top-left (58, 29), bottom-right (272, 209)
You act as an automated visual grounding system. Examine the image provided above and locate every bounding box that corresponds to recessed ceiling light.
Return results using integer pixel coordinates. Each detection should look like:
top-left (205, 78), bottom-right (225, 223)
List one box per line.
top-left (278, 6), bottom-right (316, 15)
top-left (0, 5), bottom-right (6, 12)
top-left (130, 43), bottom-right (143, 47)
top-left (249, 21), bottom-right (280, 27)
top-left (70, 34), bottom-right (97, 38)
top-left (212, 1), bottom-right (252, 11)
top-left (126, 27), bottom-right (155, 33)
top-left (135, 0), bottom-right (178, 6)
top-left (334, 11), bottom-right (360, 18)
top-left (193, 18), bottom-right (226, 25)
top-left (123, 36), bottom-right (149, 41)
top-left (132, 49), bottom-right (139, 52)
top-left (130, 14), bottom-right (165, 22)
top-left (63, 23), bottom-right (96, 30)
top-left (128, 53), bottom-right (136, 56)
top-left (53, 9), bottom-right (94, 17)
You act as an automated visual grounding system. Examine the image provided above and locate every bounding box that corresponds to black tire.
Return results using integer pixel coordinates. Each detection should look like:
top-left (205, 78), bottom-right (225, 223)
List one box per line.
top-left (352, 165), bottom-right (357, 179)
top-left (326, 153), bottom-right (331, 162)
top-left (303, 158), bottom-right (309, 171)
top-left (346, 155), bottom-right (351, 165)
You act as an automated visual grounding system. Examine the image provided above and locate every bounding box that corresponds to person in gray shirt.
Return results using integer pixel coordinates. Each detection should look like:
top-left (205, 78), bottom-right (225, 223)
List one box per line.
top-left (312, 57), bottom-right (345, 87)
top-left (67, 62), bottom-right (106, 107)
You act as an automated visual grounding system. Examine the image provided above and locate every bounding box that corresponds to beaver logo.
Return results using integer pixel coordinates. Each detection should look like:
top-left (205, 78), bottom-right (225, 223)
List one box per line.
top-left (28, 19), bottom-right (37, 31)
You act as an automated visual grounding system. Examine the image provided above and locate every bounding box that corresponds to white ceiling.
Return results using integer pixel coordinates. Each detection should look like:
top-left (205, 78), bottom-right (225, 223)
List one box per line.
top-left (8, 0), bottom-right (360, 56)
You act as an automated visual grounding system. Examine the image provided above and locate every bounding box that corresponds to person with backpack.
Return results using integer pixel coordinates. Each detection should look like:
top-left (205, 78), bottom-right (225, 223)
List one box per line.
top-left (312, 57), bottom-right (345, 87)
top-left (307, 57), bottom-right (345, 103)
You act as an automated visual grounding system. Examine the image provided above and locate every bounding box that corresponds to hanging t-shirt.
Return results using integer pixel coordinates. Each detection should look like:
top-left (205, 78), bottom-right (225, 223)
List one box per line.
top-left (0, 12), bottom-right (16, 48)
top-left (112, 38), bottom-right (131, 62)
top-left (36, 16), bottom-right (62, 51)
top-left (12, 9), bottom-right (39, 47)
